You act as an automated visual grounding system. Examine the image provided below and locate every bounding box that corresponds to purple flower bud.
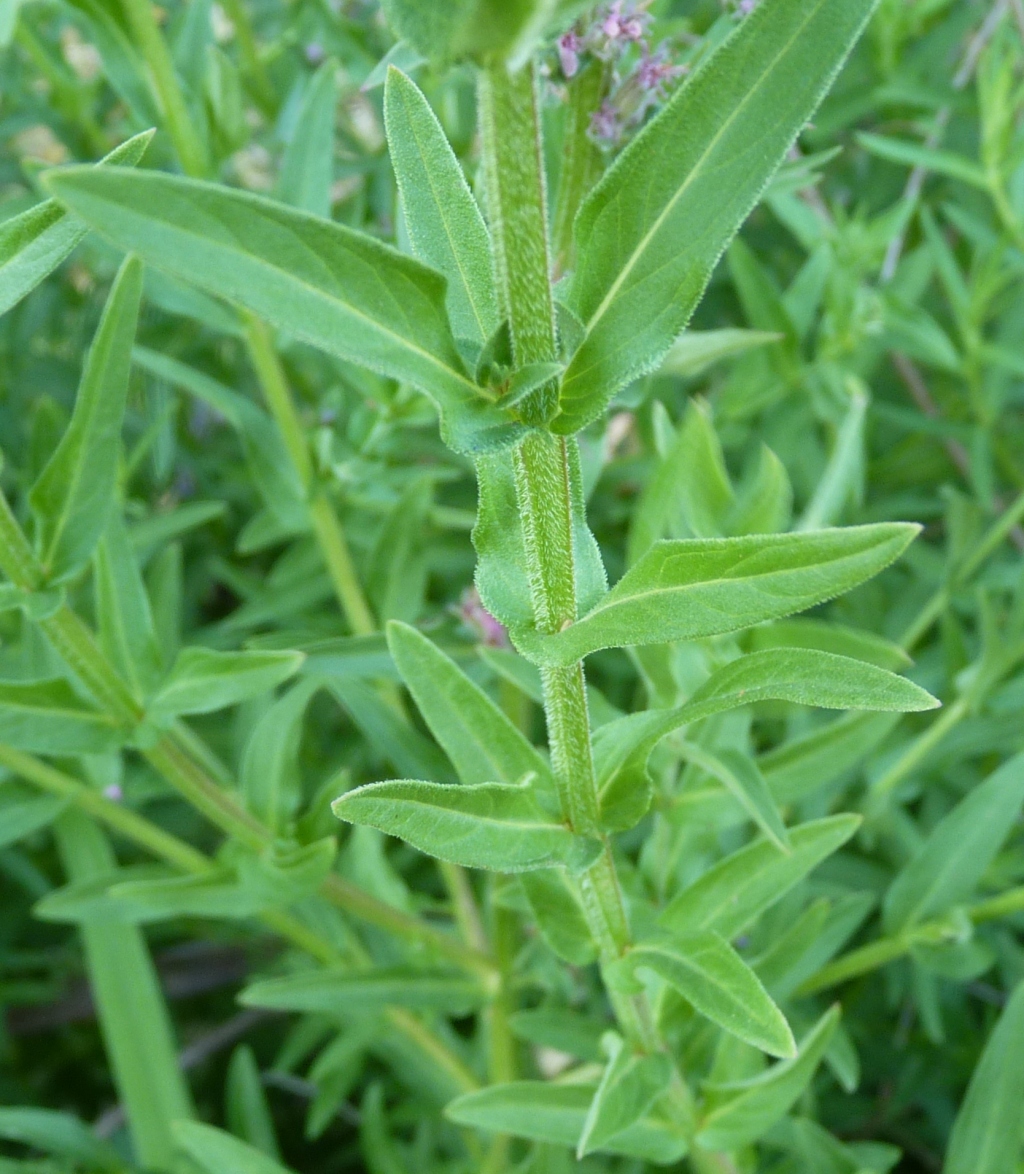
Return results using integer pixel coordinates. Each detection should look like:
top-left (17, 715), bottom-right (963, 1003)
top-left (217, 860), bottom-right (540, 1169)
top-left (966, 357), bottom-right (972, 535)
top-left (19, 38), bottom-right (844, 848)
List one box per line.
top-left (590, 100), bottom-right (620, 145)
top-left (305, 41), bottom-right (325, 65)
top-left (102, 783), bottom-right (124, 802)
top-left (558, 31), bottom-right (581, 79)
top-left (459, 587), bottom-right (509, 648)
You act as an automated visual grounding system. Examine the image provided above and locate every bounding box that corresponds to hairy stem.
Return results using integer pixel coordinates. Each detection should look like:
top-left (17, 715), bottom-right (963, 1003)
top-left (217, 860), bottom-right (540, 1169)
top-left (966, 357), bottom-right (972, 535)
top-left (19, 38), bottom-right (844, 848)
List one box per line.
top-left (478, 59), bottom-right (679, 1070)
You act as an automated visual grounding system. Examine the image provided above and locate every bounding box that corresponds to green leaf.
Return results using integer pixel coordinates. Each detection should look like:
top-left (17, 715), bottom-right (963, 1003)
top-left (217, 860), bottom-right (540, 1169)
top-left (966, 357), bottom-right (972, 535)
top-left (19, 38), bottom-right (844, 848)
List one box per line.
top-left (386, 620), bottom-right (552, 788)
top-left (797, 384), bottom-right (868, 531)
top-left (627, 400), bottom-right (734, 566)
top-left (519, 868), bottom-right (597, 964)
top-left (578, 1039), bottom-right (674, 1158)
top-left (277, 59), bottom-right (337, 218)
top-left (514, 525), bottom-right (920, 665)
top-left (0, 130), bottom-right (152, 319)
top-left (43, 167), bottom-right (520, 454)
top-left (0, 678), bottom-right (123, 753)
top-left (660, 815), bottom-right (861, 939)
top-left (883, 753), bottom-right (1024, 934)
top-left (240, 967), bottom-right (488, 1016)
top-left (225, 1045), bottom-right (281, 1161)
top-left (448, 1080), bottom-right (685, 1164)
top-left (384, 66), bottom-right (499, 347)
top-left (696, 1006), bottom-right (840, 1150)
top-left (148, 648), bottom-right (304, 718)
top-left (445, 1081), bottom-right (688, 1164)
top-left (856, 132), bottom-right (988, 188)
top-left (94, 511), bottom-right (164, 701)
top-left (508, 1007), bottom-right (606, 1062)
top-left (594, 649), bottom-right (933, 833)
top-left (679, 743), bottom-right (789, 850)
top-left (241, 679), bottom-right (321, 832)
top-left (55, 812), bottom-right (194, 1169)
top-left (28, 255), bottom-right (143, 583)
top-left (0, 788), bottom-right (66, 849)
top-left (324, 676), bottom-right (452, 781)
top-left (172, 1121), bottom-right (296, 1174)
top-left (620, 936), bottom-right (795, 1058)
top-left (132, 347), bottom-right (306, 527)
top-left (332, 779), bottom-right (600, 872)
top-left (943, 981), bottom-right (1024, 1174)
top-left (748, 618), bottom-right (910, 672)
top-left (555, 0), bottom-right (879, 432)
top-left (657, 329), bottom-right (782, 379)
top-left (0, 1108), bottom-right (121, 1168)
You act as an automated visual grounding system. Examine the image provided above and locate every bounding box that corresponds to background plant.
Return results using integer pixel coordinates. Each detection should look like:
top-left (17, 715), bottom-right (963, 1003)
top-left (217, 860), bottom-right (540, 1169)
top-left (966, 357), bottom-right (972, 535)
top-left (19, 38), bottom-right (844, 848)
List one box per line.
top-left (2, 0), bottom-right (1024, 1172)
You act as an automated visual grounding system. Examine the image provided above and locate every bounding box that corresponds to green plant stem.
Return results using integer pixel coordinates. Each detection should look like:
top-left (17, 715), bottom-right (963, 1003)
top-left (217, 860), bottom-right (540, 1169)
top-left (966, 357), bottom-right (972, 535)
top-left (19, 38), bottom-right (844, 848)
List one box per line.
top-left (478, 60), bottom-right (686, 1095)
top-left (0, 742), bottom-right (480, 1094)
top-left (243, 313), bottom-right (376, 638)
top-left (118, 0), bottom-right (208, 178)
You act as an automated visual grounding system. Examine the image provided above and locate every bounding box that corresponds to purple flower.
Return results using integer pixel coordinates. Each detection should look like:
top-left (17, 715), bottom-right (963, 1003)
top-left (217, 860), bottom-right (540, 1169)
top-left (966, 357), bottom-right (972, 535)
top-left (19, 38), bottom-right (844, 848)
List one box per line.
top-left (102, 783), bottom-right (124, 802)
top-left (459, 587), bottom-right (509, 648)
top-left (558, 31), bottom-right (581, 78)
top-left (601, 1), bottom-right (647, 44)
top-left (590, 100), bottom-right (621, 145)
top-left (305, 41), bottom-right (325, 65)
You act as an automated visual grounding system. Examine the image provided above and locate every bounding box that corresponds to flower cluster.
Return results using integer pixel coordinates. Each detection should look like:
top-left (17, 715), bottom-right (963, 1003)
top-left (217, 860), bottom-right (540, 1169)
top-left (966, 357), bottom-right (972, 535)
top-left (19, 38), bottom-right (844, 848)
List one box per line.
top-left (555, 2), bottom-right (684, 147)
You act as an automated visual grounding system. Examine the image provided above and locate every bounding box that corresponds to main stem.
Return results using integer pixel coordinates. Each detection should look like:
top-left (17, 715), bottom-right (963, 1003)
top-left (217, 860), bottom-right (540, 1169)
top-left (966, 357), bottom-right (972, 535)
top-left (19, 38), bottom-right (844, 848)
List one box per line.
top-left (479, 59), bottom-right (657, 1054)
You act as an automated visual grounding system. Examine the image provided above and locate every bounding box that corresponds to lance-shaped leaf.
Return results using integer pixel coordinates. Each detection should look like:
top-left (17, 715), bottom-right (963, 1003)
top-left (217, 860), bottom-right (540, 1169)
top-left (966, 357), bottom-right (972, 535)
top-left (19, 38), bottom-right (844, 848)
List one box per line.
top-left (43, 167), bottom-right (520, 454)
top-left (0, 790), bottom-right (67, 849)
top-left (657, 328), bottom-right (782, 379)
top-left (0, 679), bottom-right (124, 753)
top-left (332, 780), bottom-right (600, 872)
top-left (514, 525), bottom-right (920, 665)
top-left (94, 512), bottom-right (164, 702)
top-left (555, 0), bottom-right (879, 432)
top-left (0, 130), bottom-right (152, 319)
top-left (386, 621), bottom-right (553, 788)
top-left (148, 648), bottom-right (304, 719)
top-left (0, 1108), bottom-right (121, 1169)
top-left (384, 66), bottom-right (499, 347)
top-left (616, 936), bottom-right (795, 1059)
top-left (696, 1006), bottom-right (840, 1151)
top-left (277, 59), bottom-right (337, 218)
top-left (28, 256), bottom-right (143, 584)
top-left (445, 1081), bottom-right (688, 1164)
top-left (520, 869), bottom-right (597, 965)
top-left (660, 815), bottom-right (861, 939)
top-left (173, 1122), bottom-right (294, 1174)
top-left (679, 743), bottom-right (789, 850)
top-left (943, 981), bottom-right (1024, 1174)
top-left (595, 650), bottom-right (935, 832)
top-left (883, 752), bottom-right (1024, 935)
top-left (578, 1039), bottom-right (674, 1158)
top-left (240, 967), bottom-right (488, 1016)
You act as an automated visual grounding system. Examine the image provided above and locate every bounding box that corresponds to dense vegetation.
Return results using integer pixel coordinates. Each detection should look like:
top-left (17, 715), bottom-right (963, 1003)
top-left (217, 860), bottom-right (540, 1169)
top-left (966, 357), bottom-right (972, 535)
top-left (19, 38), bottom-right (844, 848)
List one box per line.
top-left (3, 0), bottom-right (1024, 1171)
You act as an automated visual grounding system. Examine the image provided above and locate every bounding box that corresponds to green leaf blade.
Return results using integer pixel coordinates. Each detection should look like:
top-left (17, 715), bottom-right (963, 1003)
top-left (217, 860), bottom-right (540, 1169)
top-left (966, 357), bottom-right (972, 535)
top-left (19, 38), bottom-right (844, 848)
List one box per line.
top-left (516, 525), bottom-right (922, 665)
top-left (384, 65), bottom-right (499, 347)
top-left (332, 779), bottom-right (599, 872)
top-left (28, 255), bottom-right (144, 583)
top-left (555, 0), bottom-right (879, 432)
top-left (43, 167), bottom-right (518, 453)
top-left (627, 935), bottom-right (795, 1058)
